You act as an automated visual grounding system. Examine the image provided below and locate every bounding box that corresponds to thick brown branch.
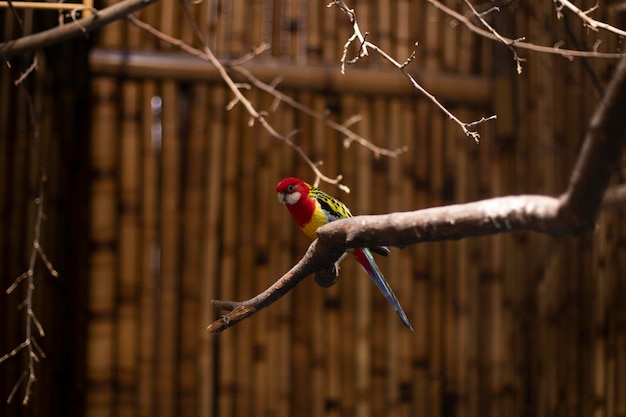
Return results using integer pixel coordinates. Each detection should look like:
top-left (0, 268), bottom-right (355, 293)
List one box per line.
top-left (207, 240), bottom-right (344, 333)
top-left (561, 55), bottom-right (626, 229)
top-left (209, 198), bottom-right (541, 333)
top-left (0, 0), bottom-right (158, 57)
top-left (602, 184), bottom-right (626, 210)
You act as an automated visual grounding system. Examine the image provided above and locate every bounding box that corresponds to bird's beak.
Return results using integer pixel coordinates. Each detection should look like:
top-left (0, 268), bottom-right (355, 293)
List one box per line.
top-left (277, 191), bottom-right (286, 204)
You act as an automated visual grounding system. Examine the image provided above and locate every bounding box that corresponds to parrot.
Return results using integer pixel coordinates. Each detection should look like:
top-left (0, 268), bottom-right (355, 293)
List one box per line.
top-left (275, 177), bottom-right (413, 330)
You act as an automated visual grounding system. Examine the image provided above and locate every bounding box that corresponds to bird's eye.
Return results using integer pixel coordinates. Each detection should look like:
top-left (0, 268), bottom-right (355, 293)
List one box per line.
top-left (287, 184), bottom-right (294, 193)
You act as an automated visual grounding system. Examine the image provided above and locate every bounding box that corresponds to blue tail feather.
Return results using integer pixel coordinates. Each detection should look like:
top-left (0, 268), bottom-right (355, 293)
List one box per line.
top-left (354, 248), bottom-right (413, 331)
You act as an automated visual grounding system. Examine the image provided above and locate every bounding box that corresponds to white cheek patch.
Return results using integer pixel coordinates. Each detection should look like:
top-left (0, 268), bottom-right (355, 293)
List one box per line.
top-left (285, 191), bottom-right (301, 205)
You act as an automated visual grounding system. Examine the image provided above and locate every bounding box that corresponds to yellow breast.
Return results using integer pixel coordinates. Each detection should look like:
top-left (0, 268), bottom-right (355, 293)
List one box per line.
top-left (301, 201), bottom-right (330, 240)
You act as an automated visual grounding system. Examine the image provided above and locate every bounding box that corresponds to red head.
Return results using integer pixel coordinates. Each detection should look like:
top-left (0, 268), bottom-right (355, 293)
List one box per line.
top-left (276, 177), bottom-right (315, 227)
top-left (275, 177), bottom-right (311, 205)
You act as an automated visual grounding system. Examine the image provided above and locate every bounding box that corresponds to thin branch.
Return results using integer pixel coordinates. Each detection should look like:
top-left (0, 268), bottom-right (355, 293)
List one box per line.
top-left (462, 0), bottom-right (525, 74)
top-left (427, 0), bottom-right (625, 59)
top-left (328, 0), bottom-right (368, 74)
top-left (13, 53), bottom-right (38, 85)
top-left (230, 65), bottom-right (407, 158)
top-left (554, 0), bottom-right (626, 37)
top-left (367, 41), bottom-right (495, 143)
top-left (329, 0), bottom-right (495, 142)
top-left (0, 0), bottom-right (159, 57)
top-left (1, 57), bottom-right (56, 405)
top-left (127, 15), bottom-right (351, 191)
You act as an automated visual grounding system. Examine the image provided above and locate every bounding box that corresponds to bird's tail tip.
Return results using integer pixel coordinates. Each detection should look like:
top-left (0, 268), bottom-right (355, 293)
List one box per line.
top-left (397, 310), bottom-right (414, 331)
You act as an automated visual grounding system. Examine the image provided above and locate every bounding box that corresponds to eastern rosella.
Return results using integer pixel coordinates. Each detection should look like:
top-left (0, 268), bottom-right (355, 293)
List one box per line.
top-left (275, 177), bottom-right (413, 330)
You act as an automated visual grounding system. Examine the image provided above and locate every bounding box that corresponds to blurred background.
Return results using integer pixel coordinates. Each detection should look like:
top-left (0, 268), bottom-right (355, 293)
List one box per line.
top-left (1, 0), bottom-right (625, 416)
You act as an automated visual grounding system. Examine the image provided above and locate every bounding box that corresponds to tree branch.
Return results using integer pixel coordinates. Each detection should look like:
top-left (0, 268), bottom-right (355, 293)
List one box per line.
top-left (208, 55), bottom-right (626, 333)
top-left (426, 0), bottom-right (626, 59)
top-left (553, 0), bottom-right (626, 38)
top-left (208, 240), bottom-right (344, 333)
top-left (0, 0), bottom-right (158, 57)
top-left (329, 0), bottom-right (496, 143)
top-left (560, 54), bottom-right (626, 228)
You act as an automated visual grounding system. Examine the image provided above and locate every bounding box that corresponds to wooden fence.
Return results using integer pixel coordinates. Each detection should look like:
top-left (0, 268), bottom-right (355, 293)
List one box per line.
top-left (2, 1), bottom-right (626, 417)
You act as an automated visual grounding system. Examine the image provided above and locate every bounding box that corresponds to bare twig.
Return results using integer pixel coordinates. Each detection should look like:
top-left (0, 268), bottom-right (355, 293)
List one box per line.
top-left (462, 0), bottom-right (525, 74)
top-left (1, 78), bottom-right (55, 405)
top-left (426, 0), bottom-right (625, 59)
top-left (554, 0), bottom-right (626, 38)
top-left (128, 15), bottom-right (356, 190)
top-left (328, 0), bottom-right (368, 74)
top-left (230, 65), bottom-right (407, 158)
top-left (0, 0), bottom-right (159, 57)
top-left (329, 0), bottom-right (495, 142)
top-left (13, 53), bottom-right (38, 85)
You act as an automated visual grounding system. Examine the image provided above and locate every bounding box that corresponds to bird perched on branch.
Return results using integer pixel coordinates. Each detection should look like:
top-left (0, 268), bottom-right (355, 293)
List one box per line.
top-left (275, 177), bottom-right (413, 330)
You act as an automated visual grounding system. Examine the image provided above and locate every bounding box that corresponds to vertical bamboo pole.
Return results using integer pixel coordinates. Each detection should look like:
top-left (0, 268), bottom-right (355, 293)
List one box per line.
top-left (387, 97), bottom-right (413, 417)
top-left (231, 0), bottom-right (246, 56)
top-left (235, 89), bottom-right (257, 417)
top-left (368, 96), bottom-right (388, 417)
top-left (352, 95), bottom-right (376, 416)
top-left (452, 185), bottom-right (469, 417)
top-left (117, 80), bottom-right (142, 417)
top-left (352, 95), bottom-right (373, 417)
top-left (322, 0), bottom-right (338, 63)
top-left (616, 217), bottom-right (626, 417)
top-left (156, 80), bottom-right (181, 417)
top-left (251, 90), bottom-right (274, 417)
top-left (139, 80), bottom-right (159, 417)
top-left (307, 93), bottom-right (332, 417)
top-left (199, 85), bottom-right (227, 417)
top-left (273, 91), bottom-right (294, 417)
top-left (217, 85), bottom-right (241, 417)
top-left (286, 93), bottom-right (307, 417)
top-left (178, 83), bottom-right (209, 416)
top-left (158, 0), bottom-right (176, 49)
top-left (87, 76), bottom-right (119, 417)
top-left (395, 0), bottom-right (410, 60)
top-left (115, 6), bottom-right (142, 416)
top-left (592, 221), bottom-right (610, 417)
top-left (97, 0), bottom-right (124, 48)
top-left (397, 97), bottom-right (417, 416)
top-left (453, 108), bottom-right (478, 417)
top-left (428, 107), bottom-right (445, 417)
top-left (289, 0), bottom-right (302, 61)
top-left (412, 99), bottom-right (431, 417)
top-left (423, 0), bottom-right (441, 72)
top-left (307, 0), bottom-right (322, 63)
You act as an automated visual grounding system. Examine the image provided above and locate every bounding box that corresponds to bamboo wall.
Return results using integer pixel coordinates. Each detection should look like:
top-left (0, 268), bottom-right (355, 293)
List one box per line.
top-left (2, 1), bottom-right (626, 417)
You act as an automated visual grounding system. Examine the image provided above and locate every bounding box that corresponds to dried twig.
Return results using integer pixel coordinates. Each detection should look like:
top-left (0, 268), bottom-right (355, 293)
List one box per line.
top-left (554, 0), bottom-right (626, 37)
top-left (461, 0), bottom-right (525, 74)
top-left (1, 81), bottom-right (57, 406)
top-left (426, 0), bottom-right (625, 59)
top-left (127, 15), bottom-right (350, 191)
top-left (13, 53), bottom-right (38, 85)
top-left (230, 65), bottom-right (407, 158)
top-left (329, 0), bottom-right (495, 143)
